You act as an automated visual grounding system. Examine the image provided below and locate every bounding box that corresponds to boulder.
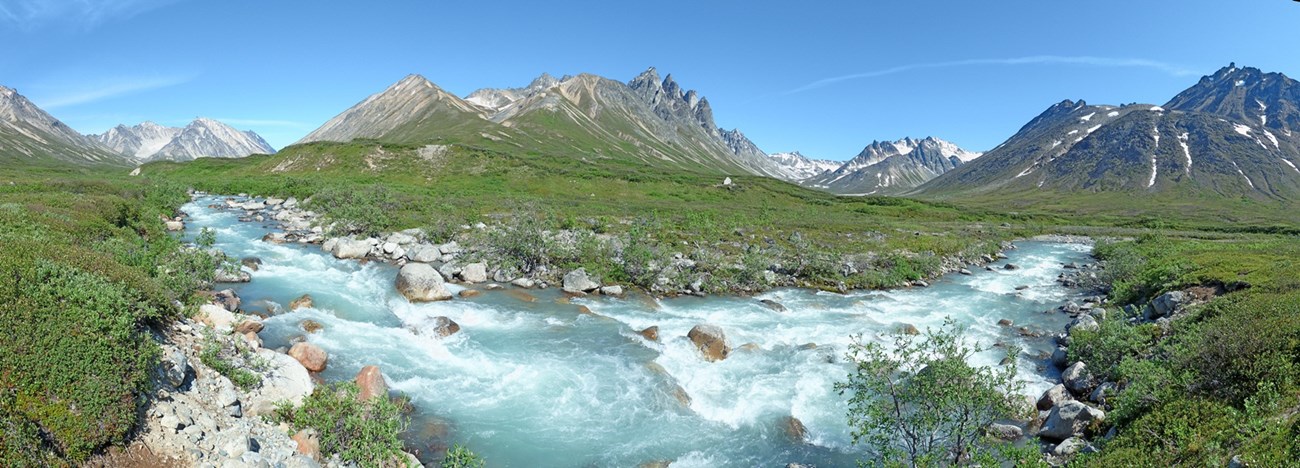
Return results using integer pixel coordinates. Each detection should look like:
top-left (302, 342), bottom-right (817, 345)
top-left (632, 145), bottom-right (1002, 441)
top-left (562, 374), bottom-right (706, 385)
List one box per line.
top-left (687, 324), bottom-right (730, 362)
top-left (1052, 436), bottom-right (1089, 457)
top-left (600, 285), bottom-right (625, 297)
top-left (563, 268), bottom-right (600, 293)
top-left (246, 349), bottom-right (313, 415)
top-left (431, 316), bottom-right (460, 337)
top-left (240, 257), bottom-right (262, 271)
top-left (406, 244), bottom-right (440, 263)
top-left (511, 277), bottom-right (536, 289)
top-left (997, 318), bottom-right (1014, 327)
top-left (213, 288), bottom-right (241, 312)
top-left (233, 319), bottom-right (264, 335)
top-left (460, 263), bottom-right (488, 283)
top-left (1037, 383), bottom-right (1073, 411)
top-left (782, 416), bottom-right (808, 443)
top-left (986, 422), bottom-right (1023, 441)
top-left (1038, 400), bottom-right (1105, 441)
top-left (1149, 290), bottom-right (1188, 319)
top-left (355, 365), bottom-right (388, 402)
top-left (759, 299), bottom-right (788, 312)
top-left (332, 238), bottom-right (373, 259)
top-left (900, 323), bottom-right (920, 335)
top-left (161, 349), bottom-right (190, 388)
top-left (639, 326), bottom-right (659, 342)
top-left (438, 241), bottom-right (462, 255)
top-left (198, 304), bottom-right (236, 332)
top-left (301, 319), bottom-right (323, 334)
top-left (289, 294), bottom-right (314, 310)
top-left (395, 263), bottom-right (452, 302)
top-left (458, 289), bottom-right (481, 299)
top-left (291, 429), bottom-right (321, 460)
top-left (1062, 362), bottom-right (1095, 396)
top-left (1089, 381), bottom-right (1117, 405)
top-left (214, 268), bottom-right (251, 283)
top-left (1050, 347), bottom-right (1070, 368)
top-left (288, 342), bottom-right (328, 372)
top-left (1067, 315), bottom-right (1099, 335)
top-left (165, 220), bottom-right (184, 231)
top-left (959, 268), bottom-right (973, 275)
top-left (1004, 263), bottom-right (1020, 270)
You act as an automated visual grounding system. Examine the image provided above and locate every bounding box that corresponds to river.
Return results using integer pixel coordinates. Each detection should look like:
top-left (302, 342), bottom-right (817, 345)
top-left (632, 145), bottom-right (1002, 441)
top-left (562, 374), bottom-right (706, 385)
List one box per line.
top-left (182, 196), bottom-right (1092, 467)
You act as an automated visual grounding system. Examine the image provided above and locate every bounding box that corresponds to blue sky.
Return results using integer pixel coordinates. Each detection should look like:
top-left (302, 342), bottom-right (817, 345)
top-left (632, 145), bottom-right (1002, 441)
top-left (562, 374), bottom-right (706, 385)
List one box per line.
top-left (2, 0), bottom-right (1298, 159)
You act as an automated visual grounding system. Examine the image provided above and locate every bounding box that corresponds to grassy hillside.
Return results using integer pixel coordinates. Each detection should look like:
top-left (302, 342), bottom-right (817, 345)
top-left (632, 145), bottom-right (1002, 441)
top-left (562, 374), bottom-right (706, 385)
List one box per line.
top-left (143, 140), bottom-right (1046, 291)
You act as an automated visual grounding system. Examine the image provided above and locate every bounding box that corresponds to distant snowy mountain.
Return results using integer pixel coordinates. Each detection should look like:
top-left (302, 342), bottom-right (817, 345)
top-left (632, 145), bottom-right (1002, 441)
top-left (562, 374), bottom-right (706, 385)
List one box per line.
top-left (805, 137), bottom-right (981, 194)
top-left (767, 151), bottom-right (841, 180)
top-left (96, 118), bottom-right (274, 162)
top-left (920, 64), bottom-right (1300, 199)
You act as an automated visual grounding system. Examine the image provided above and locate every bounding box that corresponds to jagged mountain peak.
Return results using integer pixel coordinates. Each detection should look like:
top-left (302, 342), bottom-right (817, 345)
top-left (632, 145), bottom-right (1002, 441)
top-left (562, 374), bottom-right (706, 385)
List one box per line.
top-left (96, 118), bottom-right (274, 162)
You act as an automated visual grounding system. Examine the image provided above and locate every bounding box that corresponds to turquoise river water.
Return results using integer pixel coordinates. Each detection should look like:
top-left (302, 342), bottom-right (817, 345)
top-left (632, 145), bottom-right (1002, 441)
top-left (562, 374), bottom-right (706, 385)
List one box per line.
top-left (182, 196), bottom-right (1093, 467)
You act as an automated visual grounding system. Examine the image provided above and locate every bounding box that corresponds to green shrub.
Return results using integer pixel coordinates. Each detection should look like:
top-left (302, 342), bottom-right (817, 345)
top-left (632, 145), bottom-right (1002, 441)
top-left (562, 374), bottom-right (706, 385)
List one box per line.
top-left (275, 383), bottom-right (407, 468)
top-left (440, 444), bottom-right (486, 468)
top-left (198, 332), bottom-right (262, 391)
top-left (0, 260), bottom-right (159, 461)
top-left (1067, 315), bottom-right (1157, 381)
top-left (837, 318), bottom-right (1025, 466)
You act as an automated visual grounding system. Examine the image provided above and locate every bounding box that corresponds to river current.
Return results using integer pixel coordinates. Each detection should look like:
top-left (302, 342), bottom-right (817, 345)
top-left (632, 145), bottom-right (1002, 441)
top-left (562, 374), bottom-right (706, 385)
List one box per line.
top-left (182, 196), bottom-right (1092, 467)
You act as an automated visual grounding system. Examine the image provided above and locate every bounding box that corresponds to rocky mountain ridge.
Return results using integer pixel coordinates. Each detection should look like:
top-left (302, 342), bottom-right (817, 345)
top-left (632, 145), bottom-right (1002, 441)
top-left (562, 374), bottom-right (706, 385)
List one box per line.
top-left (0, 85), bottom-right (126, 165)
top-left (919, 64), bottom-right (1300, 199)
top-left (97, 118), bottom-right (275, 162)
top-left (804, 137), bottom-right (982, 194)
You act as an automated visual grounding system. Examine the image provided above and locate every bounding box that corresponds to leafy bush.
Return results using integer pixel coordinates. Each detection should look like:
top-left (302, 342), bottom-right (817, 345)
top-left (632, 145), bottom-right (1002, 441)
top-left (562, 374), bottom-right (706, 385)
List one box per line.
top-left (837, 318), bottom-right (1025, 466)
top-left (1067, 315), bottom-right (1157, 381)
top-left (0, 260), bottom-right (160, 461)
top-left (276, 383), bottom-right (407, 468)
top-left (308, 184), bottom-right (406, 236)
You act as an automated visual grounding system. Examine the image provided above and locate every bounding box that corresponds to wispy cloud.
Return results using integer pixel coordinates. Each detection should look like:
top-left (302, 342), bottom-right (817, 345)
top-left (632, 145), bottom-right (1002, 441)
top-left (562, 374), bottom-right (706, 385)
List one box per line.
top-left (783, 56), bottom-right (1199, 95)
top-left (37, 74), bottom-right (195, 109)
top-left (0, 0), bottom-right (180, 31)
top-left (212, 118), bottom-right (311, 129)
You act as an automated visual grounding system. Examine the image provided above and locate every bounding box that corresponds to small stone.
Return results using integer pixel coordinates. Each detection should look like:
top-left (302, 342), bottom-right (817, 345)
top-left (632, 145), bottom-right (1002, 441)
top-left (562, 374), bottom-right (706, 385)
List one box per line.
top-left (997, 319), bottom-right (1014, 327)
top-left (458, 289), bottom-right (482, 299)
top-left (289, 294), bottom-right (314, 310)
top-left (900, 323), bottom-right (920, 335)
top-left (300, 319), bottom-right (323, 334)
top-left (431, 316), bottom-right (460, 337)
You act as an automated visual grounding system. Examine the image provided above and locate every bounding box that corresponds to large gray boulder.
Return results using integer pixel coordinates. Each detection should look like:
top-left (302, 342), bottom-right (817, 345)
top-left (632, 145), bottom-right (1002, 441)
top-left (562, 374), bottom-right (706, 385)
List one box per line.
top-left (563, 268), bottom-right (600, 293)
top-left (1038, 400), bottom-right (1105, 441)
top-left (1148, 290), bottom-right (1188, 319)
top-left (1036, 383), bottom-right (1073, 411)
top-left (332, 238), bottom-right (373, 259)
top-left (395, 263), bottom-right (452, 302)
top-left (407, 244), bottom-right (441, 263)
top-left (460, 263), bottom-right (488, 283)
top-left (1067, 314), bottom-right (1099, 335)
top-left (1062, 362), bottom-right (1095, 396)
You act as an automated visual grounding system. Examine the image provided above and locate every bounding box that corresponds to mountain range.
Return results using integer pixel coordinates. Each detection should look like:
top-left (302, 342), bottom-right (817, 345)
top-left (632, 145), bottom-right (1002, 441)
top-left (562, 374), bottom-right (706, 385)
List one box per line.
top-left (803, 137), bottom-right (982, 194)
top-left (919, 64), bottom-right (1300, 200)
top-left (0, 85), bottom-right (274, 166)
top-left (5, 63), bottom-right (1300, 207)
top-left (298, 68), bottom-right (791, 178)
top-left (0, 85), bottom-right (124, 165)
top-left (96, 119), bottom-right (275, 162)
